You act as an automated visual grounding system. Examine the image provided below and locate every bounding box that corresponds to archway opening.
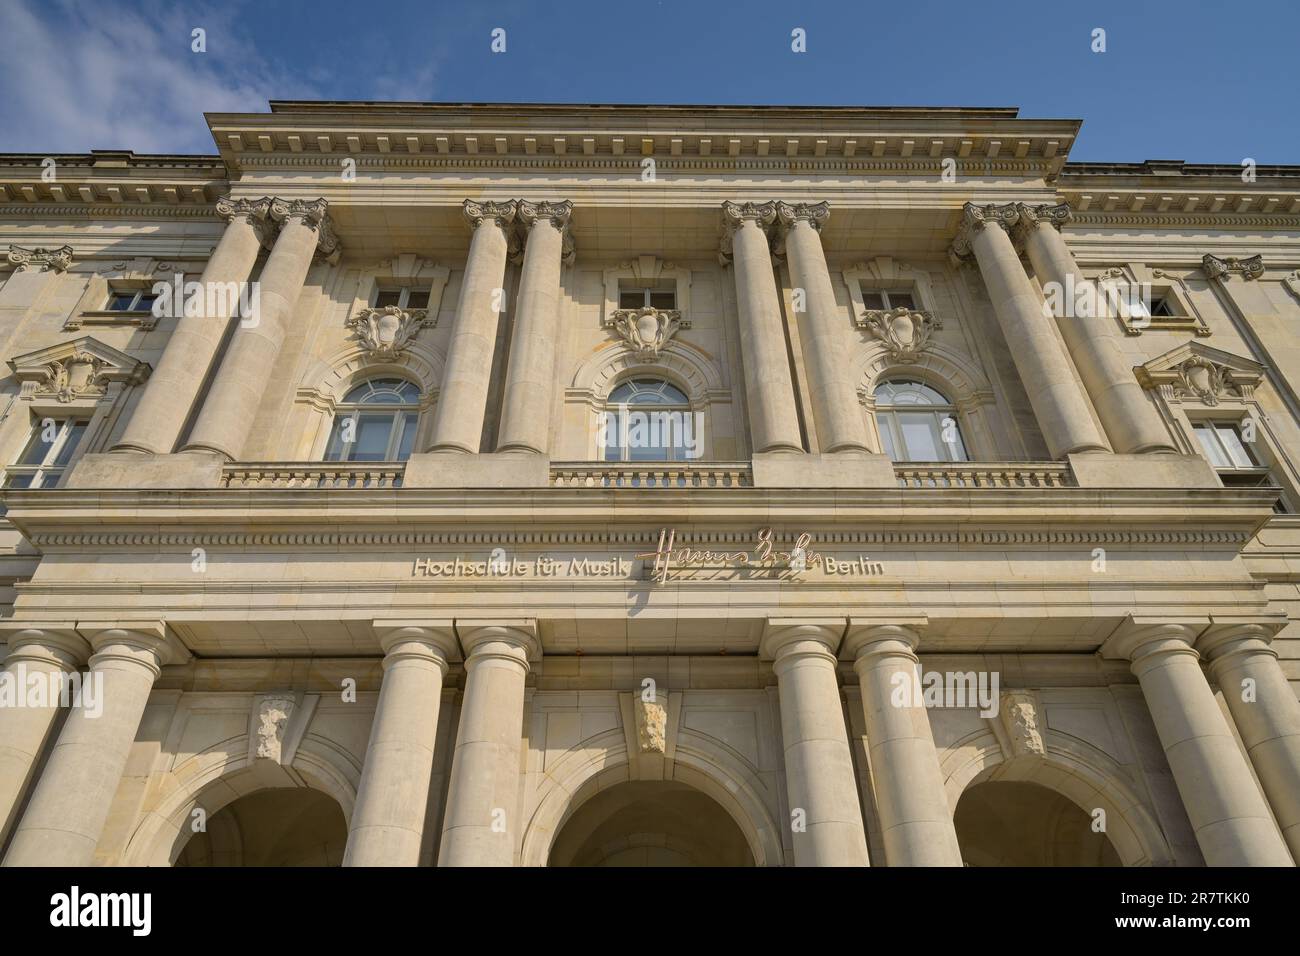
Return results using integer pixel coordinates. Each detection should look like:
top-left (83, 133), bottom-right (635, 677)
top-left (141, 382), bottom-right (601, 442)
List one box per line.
top-left (954, 779), bottom-right (1121, 866)
top-left (548, 780), bottom-right (755, 867)
top-left (175, 788), bottom-right (347, 867)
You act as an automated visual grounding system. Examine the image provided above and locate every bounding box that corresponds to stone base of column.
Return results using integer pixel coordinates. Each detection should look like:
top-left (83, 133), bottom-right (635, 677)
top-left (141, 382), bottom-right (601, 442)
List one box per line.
top-left (1067, 452), bottom-right (1221, 489)
top-left (752, 452), bottom-right (898, 489)
top-left (403, 451), bottom-right (551, 488)
top-left (63, 450), bottom-right (227, 490)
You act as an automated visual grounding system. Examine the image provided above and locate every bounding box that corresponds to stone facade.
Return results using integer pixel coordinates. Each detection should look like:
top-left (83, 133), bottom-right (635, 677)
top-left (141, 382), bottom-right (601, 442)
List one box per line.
top-left (0, 103), bottom-right (1298, 867)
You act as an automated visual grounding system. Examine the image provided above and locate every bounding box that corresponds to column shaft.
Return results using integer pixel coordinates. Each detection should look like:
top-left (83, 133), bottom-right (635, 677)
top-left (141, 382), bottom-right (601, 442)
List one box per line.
top-left (438, 623), bottom-right (535, 866)
top-left (1119, 625), bottom-right (1293, 866)
top-left (115, 200), bottom-right (268, 455)
top-left (721, 202), bottom-right (803, 454)
top-left (3, 628), bottom-right (169, 867)
top-left (764, 622), bottom-right (870, 866)
top-left (497, 201), bottom-right (570, 454)
top-left (954, 204), bottom-right (1107, 458)
top-left (777, 203), bottom-right (872, 453)
top-left (848, 624), bottom-right (963, 866)
top-left (184, 199), bottom-right (336, 460)
top-left (0, 628), bottom-right (90, 846)
top-left (1200, 625), bottom-right (1300, 863)
top-left (1019, 205), bottom-right (1174, 454)
top-left (343, 625), bottom-right (456, 867)
top-left (428, 200), bottom-right (516, 453)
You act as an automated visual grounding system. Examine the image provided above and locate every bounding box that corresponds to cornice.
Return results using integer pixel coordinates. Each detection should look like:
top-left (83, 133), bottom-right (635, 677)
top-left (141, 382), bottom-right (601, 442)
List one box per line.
top-left (1069, 211), bottom-right (1300, 230)
top-left (0, 203), bottom-right (221, 220)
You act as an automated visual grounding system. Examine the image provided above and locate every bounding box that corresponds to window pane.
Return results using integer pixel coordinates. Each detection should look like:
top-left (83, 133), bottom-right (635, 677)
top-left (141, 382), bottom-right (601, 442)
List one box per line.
top-left (898, 412), bottom-right (942, 461)
top-left (940, 416), bottom-right (969, 462)
top-left (135, 294), bottom-right (158, 314)
top-left (862, 291), bottom-right (885, 310)
top-left (618, 290), bottom-right (644, 309)
top-left (395, 412), bottom-right (419, 461)
top-left (876, 413), bottom-right (898, 460)
top-left (405, 289), bottom-right (430, 310)
top-left (1151, 297), bottom-right (1176, 317)
top-left (374, 289), bottom-right (402, 308)
top-left (350, 414), bottom-right (394, 461)
top-left (603, 410), bottom-right (622, 461)
top-left (106, 292), bottom-right (138, 311)
top-left (888, 290), bottom-right (916, 310)
top-left (3, 473), bottom-right (33, 489)
top-left (51, 421), bottom-right (88, 468)
top-left (648, 291), bottom-right (676, 310)
top-left (324, 417), bottom-right (352, 461)
top-left (1193, 423), bottom-right (1230, 467)
top-left (1215, 423), bottom-right (1256, 467)
top-left (17, 427), bottom-right (55, 465)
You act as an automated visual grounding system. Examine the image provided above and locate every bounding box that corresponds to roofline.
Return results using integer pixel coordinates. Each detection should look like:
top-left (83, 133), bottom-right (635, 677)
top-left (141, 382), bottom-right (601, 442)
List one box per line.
top-left (263, 100), bottom-right (1028, 117)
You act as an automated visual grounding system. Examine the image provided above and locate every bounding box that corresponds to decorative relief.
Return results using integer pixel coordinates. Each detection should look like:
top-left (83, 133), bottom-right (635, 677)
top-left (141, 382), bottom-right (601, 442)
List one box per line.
top-left (775, 200), bottom-right (830, 232)
top-left (215, 196), bottom-right (273, 247)
top-left (346, 305), bottom-right (431, 359)
top-left (856, 306), bottom-right (941, 361)
top-left (999, 691), bottom-right (1046, 756)
top-left (1172, 356), bottom-right (1228, 405)
top-left (718, 200), bottom-right (777, 264)
top-left (463, 198), bottom-right (518, 229)
top-left (949, 202), bottom-right (1019, 260)
top-left (1135, 341), bottom-right (1265, 405)
top-left (516, 199), bottom-right (575, 265)
top-left (8, 336), bottom-right (150, 404)
top-left (1202, 253), bottom-right (1264, 282)
top-left (7, 244), bottom-right (73, 273)
top-left (254, 694), bottom-right (296, 763)
top-left (1012, 201), bottom-right (1071, 246)
top-left (603, 306), bottom-right (689, 360)
top-left (268, 197), bottom-right (341, 263)
top-left (634, 695), bottom-right (668, 754)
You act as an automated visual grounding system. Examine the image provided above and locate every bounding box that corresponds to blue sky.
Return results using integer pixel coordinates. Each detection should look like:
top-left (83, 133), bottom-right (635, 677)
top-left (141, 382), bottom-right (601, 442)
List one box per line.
top-left (1, 0), bottom-right (1296, 163)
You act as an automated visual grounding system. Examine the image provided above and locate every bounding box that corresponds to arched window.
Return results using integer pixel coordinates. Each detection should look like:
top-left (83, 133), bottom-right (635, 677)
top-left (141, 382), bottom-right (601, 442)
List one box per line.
top-left (324, 378), bottom-right (420, 462)
top-left (600, 377), bottom-right (697, 461)
top-left (874, 379), bottom-right (968, 462)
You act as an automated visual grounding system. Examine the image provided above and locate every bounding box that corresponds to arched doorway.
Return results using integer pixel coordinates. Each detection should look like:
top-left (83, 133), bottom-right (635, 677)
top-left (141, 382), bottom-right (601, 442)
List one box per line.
top-left (954, 779), bottom-right (1121, 866)
top-left (175, 788), bottom-right (347, 867)
top-left (548, 780), bottom-right (755, 867)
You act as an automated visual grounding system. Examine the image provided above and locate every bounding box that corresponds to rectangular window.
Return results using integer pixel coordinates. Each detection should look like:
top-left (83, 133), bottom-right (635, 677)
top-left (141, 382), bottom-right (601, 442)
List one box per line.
top-left (618, 280), bottom-right (676, 310)
top-left (862, 288), bottom-right (916, 310)
top-left (104, 289), bottom-right (158, 313)
top-left (372, 286), bottom-right (430, 310)
top-left (1192, 419), bottom-right (1289, 512)
top-left (4, 418), bottom-right (90, 488)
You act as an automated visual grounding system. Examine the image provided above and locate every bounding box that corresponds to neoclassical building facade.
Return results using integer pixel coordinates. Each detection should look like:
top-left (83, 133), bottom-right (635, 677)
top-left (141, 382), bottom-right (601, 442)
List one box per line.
top-left (0, 102), bottom-right (1298, 867)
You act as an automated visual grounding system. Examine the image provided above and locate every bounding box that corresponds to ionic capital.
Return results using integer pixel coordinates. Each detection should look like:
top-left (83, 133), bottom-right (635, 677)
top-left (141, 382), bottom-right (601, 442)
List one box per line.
top-left (215, 196), bottom-right (274, 248)
top-left (268, 197), bottom-right (341, 263)
top-left (463, 198), bottom-right (518, 230)
top-left (949, 201), bottom-right (1020, 261)
top-left (1012, 201), bottom-right (1071, 246)
top-left (1202, 253), bottom-right (1265, 282)
top-left (7, 244), bottom-right (74, 274)
top-left (719, 201), bottom-right (777, 264)
top-left (516, 199), bottom-right (575, 263)
top-left (775, 200), bottom-right (830, 233)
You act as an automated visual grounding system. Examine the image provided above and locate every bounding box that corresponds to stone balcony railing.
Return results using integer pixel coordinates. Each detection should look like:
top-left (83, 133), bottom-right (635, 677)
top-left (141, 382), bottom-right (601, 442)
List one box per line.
top-left (893, 462), bottom-right (1076, 488)
top-left (550, 462), bottom-right (754, 488)
top-left (220, 463), bottom-right (406, 489)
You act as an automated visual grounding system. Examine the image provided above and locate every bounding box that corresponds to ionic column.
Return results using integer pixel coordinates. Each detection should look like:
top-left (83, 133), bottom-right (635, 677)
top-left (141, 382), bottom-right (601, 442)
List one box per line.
top-left (844, 622), bottom-right (963, 866)
top-left (1015, 203), bottom-right (1175, 454)
top-left (1105, 621), bottom-right (1293, 866)
top-left (496, 200), bottom-right (573, 455)
top-left (776, 202), bottom-right (872, 453)
top-left (343, 622), bottom-right (458, 867)
top-left (720, 202), bottom-right (803, 454)
top-left (115, 199), bottom-right (270, 455)
top-left (428, 200), bottom-right (517, 453)
top-left (761, 620), bottom-right (870, 866)
top-left (3, 625), bottom-right (172, 867)
top-left (183, 198), bottom-right (340, 460)
top-left (0, 625), bottom-right (91, 846)
top-left (438, 621), bottom-right (536, 867)
top-left (1197, 622), bottom-right (1300, 862)
top-left (951, 203), bottom-right (1107, 458)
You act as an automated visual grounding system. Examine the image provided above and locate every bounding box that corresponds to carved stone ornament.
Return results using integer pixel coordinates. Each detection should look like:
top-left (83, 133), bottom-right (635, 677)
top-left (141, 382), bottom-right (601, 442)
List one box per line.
top-left (463, 198), bottom-right (518, 230)
top-left (634, 695), bottom-right (668, 754)
top-left (215, 196), bottom-right (274, 248)
top-left (949, 202), bottom-right (1020, 260)
top-left (999, 691), bottom-right (1045, 756)
top-left (775, 200), bottom-right (830, 233)
top-left (44, 350), bottom-right (108, 403)
top-left (347, 305), bottom-right (430, 359)
top-left (1012, 201), bottom-right (1071, 246)
top-left (1173, 355), bottom-right (1229, 405)
top-left (718, 200), bottom-right (777, 264)
top-left (516, 199), bottom-right (576, 265)
top-left (856, 306), bottom-right (942, 361)
top-left (603, 306), bottom-right (690, 360)
top-left (8, 336), bottom-right (151, 404)
top-left (254, 694), bottom-right (296, 763)
top-left (268, 197), bottom-right (341, 263)
top-left (1202, 253), bottom-right (1264, 282)
top-left (7, 244), bottom-right (74, 273)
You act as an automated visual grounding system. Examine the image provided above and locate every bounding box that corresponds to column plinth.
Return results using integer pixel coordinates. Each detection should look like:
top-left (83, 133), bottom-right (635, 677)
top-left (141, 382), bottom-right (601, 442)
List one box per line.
top-left (1105, 620), bottom-right (1294, 866)
top-left (1016, 203), bottom-right (1175, 454)
top-left (761, 620), bottom-right (870, 866)
top-left (343, 623), bottom-right (458, 867)
top-left (3, 625), bottom-right (170, 867)
top-left (184, 198), bottom-right (339, 460)
top-left (720, 202), bottom-right (803, 454)
top-left (115, 198), bottom-right (270, 455)
top-left (951, 202), bottom-right (1107, 458)
top-left (845, 621), bottom-right (963, 866)
top-left (1197, 623), bottom-right (1300, 863)
top-left (497, 200), bottom-right (572, 455)
top-left (437, 621), bottom-right (536, 867)
top-left (428, 200), bottom-right (517, 453)
top-left (776, 202), bottom-right (873, 454)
